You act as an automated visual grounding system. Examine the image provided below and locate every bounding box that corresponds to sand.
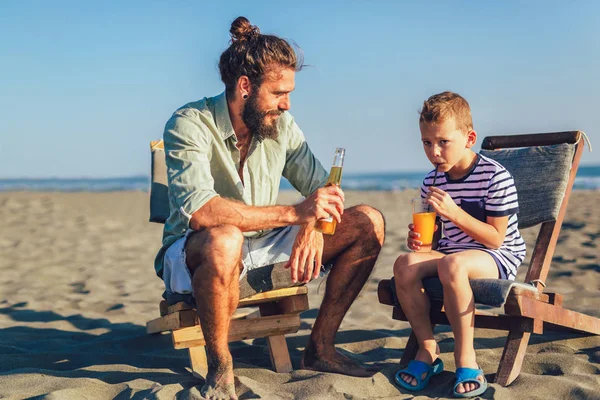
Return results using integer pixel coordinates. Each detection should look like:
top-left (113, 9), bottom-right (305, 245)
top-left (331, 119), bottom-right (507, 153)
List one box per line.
top-left (0, 190), bottom-right (598, 399)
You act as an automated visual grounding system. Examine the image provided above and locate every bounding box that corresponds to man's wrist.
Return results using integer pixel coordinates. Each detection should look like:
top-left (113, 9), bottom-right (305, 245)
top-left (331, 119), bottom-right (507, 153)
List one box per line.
top-left (287, 205), bottom-right (301, 225)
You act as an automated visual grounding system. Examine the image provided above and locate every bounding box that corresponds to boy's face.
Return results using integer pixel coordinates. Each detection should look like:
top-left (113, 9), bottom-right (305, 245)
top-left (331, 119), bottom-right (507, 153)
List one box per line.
top-left (419, 118), bottom-right (476, 173)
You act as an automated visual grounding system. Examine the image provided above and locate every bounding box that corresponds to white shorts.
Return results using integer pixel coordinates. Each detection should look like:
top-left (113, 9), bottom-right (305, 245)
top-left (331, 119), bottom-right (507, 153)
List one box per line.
top-left (162, 225), bottom-right (301, 295)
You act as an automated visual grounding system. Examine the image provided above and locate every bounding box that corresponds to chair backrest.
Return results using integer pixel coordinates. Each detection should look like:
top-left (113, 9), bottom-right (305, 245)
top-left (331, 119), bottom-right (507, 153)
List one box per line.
top-left (479, 131), bottom-right (585, 290)
top-left (150, 140), bottom-right (169, 224)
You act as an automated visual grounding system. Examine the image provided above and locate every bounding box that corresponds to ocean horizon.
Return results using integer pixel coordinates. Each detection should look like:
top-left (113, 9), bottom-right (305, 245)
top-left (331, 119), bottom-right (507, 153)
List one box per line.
top-left (2, 166), bottom-right (600, 192)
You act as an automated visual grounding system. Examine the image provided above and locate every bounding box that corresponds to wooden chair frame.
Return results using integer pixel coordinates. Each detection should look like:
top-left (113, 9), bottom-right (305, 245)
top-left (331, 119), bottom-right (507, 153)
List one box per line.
top-left (378, 131), bottom-right (599, 386)
top-left (147, 286), bottom-right (309, 377)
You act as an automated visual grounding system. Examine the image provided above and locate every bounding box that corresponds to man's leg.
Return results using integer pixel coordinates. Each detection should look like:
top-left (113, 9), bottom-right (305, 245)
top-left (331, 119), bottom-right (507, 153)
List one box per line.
top-left (393, 251), bottom-right (444, 387)
top-left (437, 250), bottom-right (498, 395)
top-left (301, 205), bottom-right (385, 376)
top-left (185, 225), bottom-right (244, 400)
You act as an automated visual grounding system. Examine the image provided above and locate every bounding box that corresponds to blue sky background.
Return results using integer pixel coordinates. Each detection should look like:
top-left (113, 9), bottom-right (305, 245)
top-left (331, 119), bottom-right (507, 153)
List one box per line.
top-left (1, 0), bottom-right (598, 178)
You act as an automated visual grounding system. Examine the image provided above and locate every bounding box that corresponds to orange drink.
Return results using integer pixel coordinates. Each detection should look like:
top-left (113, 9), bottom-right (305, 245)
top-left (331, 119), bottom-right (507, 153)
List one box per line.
top-left (411, 198), bottom-right (436, 252)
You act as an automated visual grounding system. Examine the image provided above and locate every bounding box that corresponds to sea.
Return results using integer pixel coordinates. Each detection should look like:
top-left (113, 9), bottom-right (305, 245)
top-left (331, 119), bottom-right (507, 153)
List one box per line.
top-left (1, 166), bottom-right (599, 192)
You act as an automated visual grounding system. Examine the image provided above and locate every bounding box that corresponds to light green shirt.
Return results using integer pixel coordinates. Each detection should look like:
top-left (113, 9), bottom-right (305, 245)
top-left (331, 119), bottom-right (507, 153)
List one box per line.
top-left (154, 92), bottom-right (329, 277)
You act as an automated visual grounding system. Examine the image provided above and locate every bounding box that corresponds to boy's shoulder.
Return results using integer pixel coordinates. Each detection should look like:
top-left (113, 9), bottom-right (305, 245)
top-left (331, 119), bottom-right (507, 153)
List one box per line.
top-left (478, 153), bottom-right (509, 174)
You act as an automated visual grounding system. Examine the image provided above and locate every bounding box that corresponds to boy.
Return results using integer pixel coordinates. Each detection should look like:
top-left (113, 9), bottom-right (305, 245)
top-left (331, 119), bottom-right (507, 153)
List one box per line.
top-left (393, 92), bottom-right (525, 397)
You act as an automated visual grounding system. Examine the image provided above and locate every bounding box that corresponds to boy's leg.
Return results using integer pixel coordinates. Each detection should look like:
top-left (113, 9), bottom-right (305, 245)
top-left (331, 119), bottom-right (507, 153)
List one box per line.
top-left (393, 250), bottom-right (444, 386)
top-left (437, 250), bottom-right (498, 395)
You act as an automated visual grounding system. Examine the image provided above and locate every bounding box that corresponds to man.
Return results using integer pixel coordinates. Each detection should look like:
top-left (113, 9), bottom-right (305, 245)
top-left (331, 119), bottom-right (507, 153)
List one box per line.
top-left (156, 16), bottom-right (385, 399)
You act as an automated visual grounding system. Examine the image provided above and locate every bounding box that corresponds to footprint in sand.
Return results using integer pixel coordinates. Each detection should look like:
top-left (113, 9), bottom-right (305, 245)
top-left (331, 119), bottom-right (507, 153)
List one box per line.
top-left (585, 232), bottom-right (600, 241)
top-left (106, 304), bottom-right (124, 312)
top-left (579, 264), bottom-right (600, 273)
top-left (554, 271), bottom-right (573, 277)
top-left (553, 255), bottom-right (576, 264)
top-left (562, 222), bottom-right (586, 231)
top-left (70, 282), bottom-right (90, 294)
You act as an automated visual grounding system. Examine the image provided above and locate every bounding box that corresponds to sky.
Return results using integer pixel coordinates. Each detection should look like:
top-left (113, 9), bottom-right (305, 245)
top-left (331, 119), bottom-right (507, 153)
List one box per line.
top-left (1, 0), bottom-right (598, 178)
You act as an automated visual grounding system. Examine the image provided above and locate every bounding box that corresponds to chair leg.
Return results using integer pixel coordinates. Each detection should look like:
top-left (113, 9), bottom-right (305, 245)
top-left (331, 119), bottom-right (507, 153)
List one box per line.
top-left (495, 331), bottom-right (531, 386)
top-left (188, 345), bottom-right (209, 379)
top-left (258, 303), bottom-right (294, 373)
top-left (266, 334), bottom-right (293, 373)
top-left (400, 331), bottom-right (419, 366)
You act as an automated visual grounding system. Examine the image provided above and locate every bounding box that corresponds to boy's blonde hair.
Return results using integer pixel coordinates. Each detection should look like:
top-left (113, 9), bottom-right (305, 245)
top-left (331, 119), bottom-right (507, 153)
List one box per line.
top-left (419, 91), bottom-right (473, 133)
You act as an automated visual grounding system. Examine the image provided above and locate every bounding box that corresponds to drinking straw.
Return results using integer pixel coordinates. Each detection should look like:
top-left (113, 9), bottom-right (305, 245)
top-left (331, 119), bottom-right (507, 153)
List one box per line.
top-left (431, 164), bottom-right (439, 188)
top-left (428, 165), bottom-right (439, 212)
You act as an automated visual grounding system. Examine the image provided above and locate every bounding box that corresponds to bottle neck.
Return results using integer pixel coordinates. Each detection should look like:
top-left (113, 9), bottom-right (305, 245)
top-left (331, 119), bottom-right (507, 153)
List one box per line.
top-left (332, 147), bottom-right (345, 167)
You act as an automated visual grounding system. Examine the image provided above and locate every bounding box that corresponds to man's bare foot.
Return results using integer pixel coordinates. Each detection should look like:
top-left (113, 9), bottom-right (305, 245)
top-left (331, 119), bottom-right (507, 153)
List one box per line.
top-left (200, 357), bottom-right (237, 400)
top-left (300, 343), bottom-right (378, 377)
top-left (399, 345), bottom-right (440, 387)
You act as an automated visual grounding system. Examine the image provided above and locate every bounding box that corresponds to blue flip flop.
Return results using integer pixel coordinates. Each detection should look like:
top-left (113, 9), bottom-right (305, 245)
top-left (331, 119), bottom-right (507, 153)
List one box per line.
top-left (453, 367), bottom-right (488, 398)
top-left (394, 358), bottom-right (444, 392)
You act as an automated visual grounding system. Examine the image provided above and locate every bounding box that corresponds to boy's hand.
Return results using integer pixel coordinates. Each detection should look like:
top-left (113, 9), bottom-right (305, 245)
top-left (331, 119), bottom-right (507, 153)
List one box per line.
top-left (427, 187), bottom-right (459, 221)
top-left (407, 223), bottom-right (438, 251)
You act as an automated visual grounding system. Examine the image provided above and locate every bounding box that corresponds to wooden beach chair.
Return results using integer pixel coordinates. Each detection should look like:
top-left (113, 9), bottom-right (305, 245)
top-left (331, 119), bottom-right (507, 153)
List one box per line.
top-left (378, 131), bottom-right (599, 386)
top-left (146, 140), bottom-right (309, 378)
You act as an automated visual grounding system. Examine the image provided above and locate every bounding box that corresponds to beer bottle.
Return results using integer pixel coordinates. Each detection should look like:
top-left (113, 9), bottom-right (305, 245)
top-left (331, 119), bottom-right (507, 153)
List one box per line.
top-left (314, 147), bottom-right (345, 235)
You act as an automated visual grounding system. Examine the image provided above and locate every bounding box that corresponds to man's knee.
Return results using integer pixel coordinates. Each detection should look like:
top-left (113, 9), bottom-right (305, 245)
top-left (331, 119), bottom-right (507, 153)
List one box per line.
top-left (186, 225), bottom-right (244, 275)
top-left (348, 204), bottom-right (385, 246)
top-left (437, 254), bottom-right (467, 285)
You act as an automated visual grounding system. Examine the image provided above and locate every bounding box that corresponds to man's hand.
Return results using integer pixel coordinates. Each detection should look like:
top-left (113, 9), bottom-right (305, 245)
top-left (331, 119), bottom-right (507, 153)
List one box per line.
top-left (285, 225), bottom-right (324, 283)
top-left (294, 186), bottom-right (345, 225)
top-left (427, 187), bottom-right (460, 221)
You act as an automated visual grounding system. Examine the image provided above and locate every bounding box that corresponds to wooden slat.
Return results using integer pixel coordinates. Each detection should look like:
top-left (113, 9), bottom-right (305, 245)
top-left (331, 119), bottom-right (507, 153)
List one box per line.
top-left (146, 309), bottom-right (197, 334)
top-left (161, 287), bottom-right (309, 316)
top-left (238, 287), bottom-right (308, 307)
top-left (506, 296), bottom-right (600, 335)
top-left (257, 294), bottom-right (309, 316)
top-left (265, 335), bottom-right (293, 373)
top-left (546, 292), bottom-right (563, 307)
top-left (166, 301), bottom-right (193, 315)
top-left (399, 331), bottom-right (419, 366)
top-left (159, 300), bottom-right (169, 316)
top-left (495, 331), bottom-right (531, 386)
top-left (391, 305), bottom-right (540, 333)
top-left (508, 287), bottom-right (549, 303)
top-left (524, 222), bottom-right (556, 290)
top-left (172, 313), bottom-right (301, 349)
top-left (188, 346), bottom-right (208, 379)
top-left (377, 279), bottom-right (394, 306)
top-left (481, 131), bottom-right (580, 150)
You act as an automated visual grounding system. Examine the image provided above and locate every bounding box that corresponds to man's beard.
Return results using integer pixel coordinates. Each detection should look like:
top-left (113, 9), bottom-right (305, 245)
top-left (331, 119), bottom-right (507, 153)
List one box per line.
top-left (241, 93), bottom-right (282, 140)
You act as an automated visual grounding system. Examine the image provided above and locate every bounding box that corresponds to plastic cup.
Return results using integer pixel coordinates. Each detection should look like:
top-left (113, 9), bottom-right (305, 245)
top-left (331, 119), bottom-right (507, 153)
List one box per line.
top-left (411, 198), bottom-right (436, 252)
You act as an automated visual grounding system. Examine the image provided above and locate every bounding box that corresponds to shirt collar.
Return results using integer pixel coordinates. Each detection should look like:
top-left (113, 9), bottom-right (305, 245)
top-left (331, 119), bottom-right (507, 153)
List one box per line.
top-left (214, 91), bottom-right (236, 141)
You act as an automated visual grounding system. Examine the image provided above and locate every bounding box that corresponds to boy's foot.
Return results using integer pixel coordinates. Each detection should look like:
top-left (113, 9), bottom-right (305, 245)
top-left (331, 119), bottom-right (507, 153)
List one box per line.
top-left (394, 358), bottom-right (444, 392)
top-left (453, 367), bottom-right (487, 398)
top-left (398, 346), bottom-right (440, 387)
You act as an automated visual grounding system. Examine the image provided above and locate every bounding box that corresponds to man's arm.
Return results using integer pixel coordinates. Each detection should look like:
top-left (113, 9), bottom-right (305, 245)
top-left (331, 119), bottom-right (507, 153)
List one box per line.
top-left (190, 186), bottom-right (344, 232)
top-left (282, 118), bottom-right (329, 197)
top-left (189, 197), bottom-right (295, 231)
top-left (166, 111), bottom-right (342, 233)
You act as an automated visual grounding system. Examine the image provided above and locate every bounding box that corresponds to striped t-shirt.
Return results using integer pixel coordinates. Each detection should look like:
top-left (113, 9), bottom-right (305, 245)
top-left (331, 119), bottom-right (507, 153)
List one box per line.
top-left (421, 154), bottom-right (526, 280)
